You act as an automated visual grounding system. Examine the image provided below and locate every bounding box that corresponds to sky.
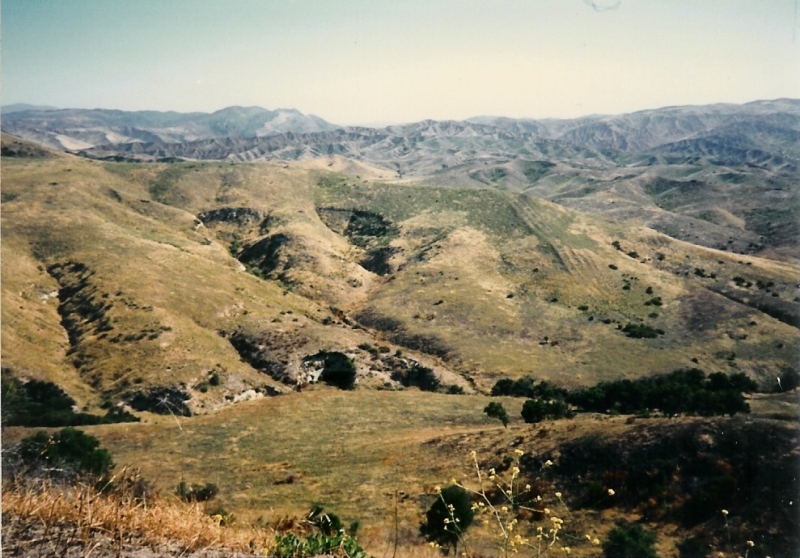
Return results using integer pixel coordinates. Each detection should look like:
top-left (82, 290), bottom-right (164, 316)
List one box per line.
top-left (2, 0), bottom-right (799, 125)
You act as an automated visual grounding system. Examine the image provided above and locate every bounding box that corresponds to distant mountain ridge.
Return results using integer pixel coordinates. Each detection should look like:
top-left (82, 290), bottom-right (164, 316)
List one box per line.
top-left (1, 105), bottom-right (339, 150)
top-left (26, 98), bottom-right (795, 170)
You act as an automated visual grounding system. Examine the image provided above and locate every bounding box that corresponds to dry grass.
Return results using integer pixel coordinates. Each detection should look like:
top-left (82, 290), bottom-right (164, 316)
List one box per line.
top-left (1, 469), bottom-right (274, 556)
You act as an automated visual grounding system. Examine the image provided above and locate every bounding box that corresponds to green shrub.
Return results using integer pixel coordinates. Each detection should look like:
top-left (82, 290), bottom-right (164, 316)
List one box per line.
top-left (393, 364), bottom-right (440, 392)
top-left (305, 351), bottom-right (357, 390)
top-left (484, 401), bottom-right (510, 427)
top-left (777, 367), bottom-right (800, 391)
top-left (602, 520), bottom-right (657, 558)
top-left (421, 485), bottom-right (474, 553)
top-left (567, 368), bottom-right (751, 417)
top-left (273, 531), bottom-right (367, 558)
top-left (521, 398), bottom-right (572, 423)
top-left (17, 427), bottom-right (114, 479)
top-left (490, 376), bottom-right (567, 400)
top-left (1, 370), bottom-right (138, 427)
top-left (621, 323), bottom-right (664, 338)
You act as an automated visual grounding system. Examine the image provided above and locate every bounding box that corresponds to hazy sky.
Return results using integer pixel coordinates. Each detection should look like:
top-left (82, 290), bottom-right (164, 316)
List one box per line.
top-left (2, 0), bottom-right (799, 124)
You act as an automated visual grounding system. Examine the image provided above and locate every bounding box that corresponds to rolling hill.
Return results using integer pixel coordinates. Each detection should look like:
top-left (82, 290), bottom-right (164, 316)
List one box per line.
top-left (2, 133), bottom-right (798, 415)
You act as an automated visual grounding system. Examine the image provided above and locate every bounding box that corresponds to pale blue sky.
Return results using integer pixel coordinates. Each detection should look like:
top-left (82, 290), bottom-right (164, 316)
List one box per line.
top-left (2, 0), bottom-right (799, 124)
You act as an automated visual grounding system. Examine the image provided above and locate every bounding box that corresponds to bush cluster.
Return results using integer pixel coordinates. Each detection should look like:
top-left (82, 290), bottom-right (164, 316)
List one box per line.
top-left (521, 398), bottom-right (573, 423)
top-left (483, 401), bottom-right (510, 427)
top-left (14, 427), bottom-right (114, 479)
top-left (274, 506), bottom-right (366, 558)
top-left (393, 363), bottom-right (441, 392)
top-left (621, 323), bottom-right (665, 338)
top-left (567, 368), bottom-right (755, 416)
top-left (1, 371), bottom-right (139, 427)
top-left (490, 377), bottom-right (567, 400)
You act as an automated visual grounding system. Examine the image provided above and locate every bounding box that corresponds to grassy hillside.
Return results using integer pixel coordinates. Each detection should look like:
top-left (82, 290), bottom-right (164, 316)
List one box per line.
top-left (2, 136), bottom-right (799, 414)
top-left (4, 389), bottom-right (796, 557)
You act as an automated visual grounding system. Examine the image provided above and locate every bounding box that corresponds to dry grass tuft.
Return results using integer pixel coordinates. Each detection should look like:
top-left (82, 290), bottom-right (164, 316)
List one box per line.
top-left (1, 468), bottom-right (274, 557)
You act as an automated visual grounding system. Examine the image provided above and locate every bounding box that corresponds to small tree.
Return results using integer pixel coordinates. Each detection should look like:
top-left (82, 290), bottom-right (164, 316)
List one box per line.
top-left (307, 351), bottom-right (357, 390)
top-left (602, 520), bottom-right (657, 558)
top-left (422, 485), bottom-right (474, 554)
top-left (484, 401), bottom-right (510, 427)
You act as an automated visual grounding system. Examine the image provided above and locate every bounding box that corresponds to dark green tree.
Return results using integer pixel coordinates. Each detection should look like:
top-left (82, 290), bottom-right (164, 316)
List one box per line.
top-left (521, 398), bottom-right (571, 423)
top-left (484, 401), bottom-right (510, 427)
top-left (421, 485), bottom-right (474, 553)
top-left (309, 351), bottom-right (357, 390)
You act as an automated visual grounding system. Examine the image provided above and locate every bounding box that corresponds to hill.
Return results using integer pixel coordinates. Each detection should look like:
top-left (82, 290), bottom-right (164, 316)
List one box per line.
top-left (2, 134), bottom-right (798, 415)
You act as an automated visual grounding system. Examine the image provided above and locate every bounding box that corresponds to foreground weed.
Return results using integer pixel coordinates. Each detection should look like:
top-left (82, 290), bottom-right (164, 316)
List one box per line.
top-left (429, 450), bottom-right (598, 557)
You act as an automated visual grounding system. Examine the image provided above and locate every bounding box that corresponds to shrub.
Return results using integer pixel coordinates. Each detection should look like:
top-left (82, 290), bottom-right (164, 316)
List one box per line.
top-left (308, 505), bottom-right (347, 535)
top-left (602, 520), bottom-right (657, 558)
top-left (484, 402), bottom-right (509, 427)
top-left (567, 368), bottom-right (751, 417)
top-left (421, 485), bottom-right (474, 553)
top-left (393, 364), bottom-right (441, 392)
top-left (274, 531), bottom-right (367, 558)
top-left (17, 427), bottom-right (114, 479)
top-left (1, 370), bottom-right (139, 427)
top-left (677, 535), bottom-right (710, 558)
top-left (621, 323), bottom-right (664, 338)
top-left (521, 398), bottom-right (572, 423)
top-left (305, 351), bottom-right (357, 390)
top-left (490, 376), bottom-right (567, 400)
top-left (176, 481), bottom-right (219, 502)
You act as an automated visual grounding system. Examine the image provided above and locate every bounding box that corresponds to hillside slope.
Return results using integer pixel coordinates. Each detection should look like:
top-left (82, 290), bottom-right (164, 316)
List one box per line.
top-left (2, 135), bottom-right (798, 414)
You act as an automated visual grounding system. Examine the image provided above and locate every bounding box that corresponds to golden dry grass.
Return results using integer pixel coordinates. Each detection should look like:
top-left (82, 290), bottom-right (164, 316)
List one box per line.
top-left (1, 470), bottom-right (275, 556)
